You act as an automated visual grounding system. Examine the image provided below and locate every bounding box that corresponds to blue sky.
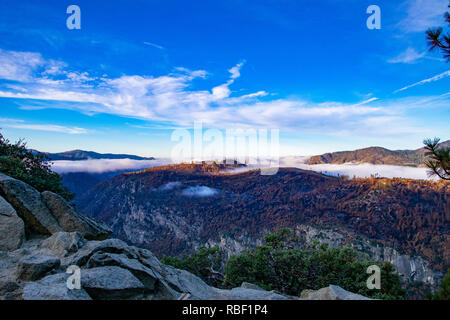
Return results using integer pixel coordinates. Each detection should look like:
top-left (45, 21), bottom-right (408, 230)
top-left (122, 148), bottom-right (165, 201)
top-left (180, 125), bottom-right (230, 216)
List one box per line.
top-left (0, 0), bottom-right (449, 157)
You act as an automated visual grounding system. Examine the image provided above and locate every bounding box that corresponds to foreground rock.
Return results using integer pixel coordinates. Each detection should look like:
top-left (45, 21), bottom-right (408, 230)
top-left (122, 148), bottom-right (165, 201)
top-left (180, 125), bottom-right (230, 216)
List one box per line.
top-left (0, 195), bottom-right (25, 251)
top-left (40, 232), bottom-right (85, 257)
top-left (16, 255), bottom-right (60, 281)
top-left (301, 285), bottom-right (372, 300)
top-left (0, 173), bottom-right (61, 235)
top-left (41, 191), bottom-right (111, 240)
top-left (0, 231), bottom-right (369, 300)
top-left (0, 229), bottom-right (374, 300)
top-left (81, 266), bottom-right (145, 299)
top-left (22, 273), bottom-right (91, 300)
top-left (0, 173), bottom-right (372, 300)
top-left (0, 173), bottom-right (111, 241)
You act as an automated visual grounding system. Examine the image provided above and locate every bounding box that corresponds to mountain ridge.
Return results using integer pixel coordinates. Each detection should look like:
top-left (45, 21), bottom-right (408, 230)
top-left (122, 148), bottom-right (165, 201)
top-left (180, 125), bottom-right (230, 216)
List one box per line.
top-left (32, 149), bottom-right (155, 161)
top-left (306, 140), bottom-right (450, 166)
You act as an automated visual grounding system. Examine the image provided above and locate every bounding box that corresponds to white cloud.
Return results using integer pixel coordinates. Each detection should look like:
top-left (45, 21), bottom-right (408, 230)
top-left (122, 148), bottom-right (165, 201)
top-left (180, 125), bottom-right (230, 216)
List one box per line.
top-left (224, 159), bottom-right (438, 180)
top-left (397, 0), bottom-right (449, 33)
top-left (228, 61), bottom-right (245, 79)
top-left (159, 181), bottom-right (182, 191)
top-left (51, 158), bottom-right (169, 174)
top-left (394, 70), bottom-right (450, 93)
top-left (240, 91), bottom-right (269, 99)
top-left (181, 186), bottom-right (218, 197)
top-left (388, 47), bottom-right (426, 64)
top-left (212, 81), bottom-right (233, 99)
top-left (293, 163), bottom-right (438, 180)
top-left (210, 61), bottom-right (246, 100)
top-left (0, 48), bottom-right (445, 137)
top-left (143, 42), bottom-right (165, 50)
top-left (12, 124), bottom-right (88, 134)
top-left (0, 49), bottom-right (44, 82)
top-left (0, 118), bottom-right (89, 134)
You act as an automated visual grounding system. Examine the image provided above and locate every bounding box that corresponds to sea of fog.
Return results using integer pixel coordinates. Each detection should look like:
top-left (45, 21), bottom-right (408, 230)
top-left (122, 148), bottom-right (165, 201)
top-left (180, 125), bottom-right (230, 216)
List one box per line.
top-left (279, 157), bottom-right (436, 180)
top-left (50, 158), bottom-right (171, 174)
top-left (50, 157), bottom-right (436, 180)
top-left (291, 163), bottom-right (435, 180)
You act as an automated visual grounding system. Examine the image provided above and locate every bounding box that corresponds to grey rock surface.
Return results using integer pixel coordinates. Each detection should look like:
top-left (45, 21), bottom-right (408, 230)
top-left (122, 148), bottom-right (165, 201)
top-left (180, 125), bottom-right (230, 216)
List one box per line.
top-left (0, 174), bottom-right (62, 235)
top-left (80, 266), bottom-right (145, 300)
top-left (0, 173), bottom-right (373, 301)
top-left (86, 251), bottom-right (158, 291)
top-left (240, 282), bottom-right (265, 291)
top-left (16, 255), bottom-right (60, 281)
top-left (41, 191), bottom-right (111, 240)
top-left (214, 287), bottom-right (289, 300)
top-left (0, 195), bottom-right (25, 251)
top-left (22, 273), bottom-right (91, 300)
top-left (40, 232), bottom-right (86, 258)
top-left (301, 285), bottom-right (372, 300)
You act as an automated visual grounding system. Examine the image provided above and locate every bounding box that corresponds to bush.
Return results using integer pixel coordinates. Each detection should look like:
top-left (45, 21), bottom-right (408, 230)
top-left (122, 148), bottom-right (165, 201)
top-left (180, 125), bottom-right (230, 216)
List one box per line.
top-left (0, 132), bottom-right (73, 200)
top-left (223, 229), bottom-right (405, 299)
top-left (431, 269), bottom-right (450, 300)
top-left (162, 229), bottom-right (406, 299)
top-left (161, 246), bottom-right (227, 288)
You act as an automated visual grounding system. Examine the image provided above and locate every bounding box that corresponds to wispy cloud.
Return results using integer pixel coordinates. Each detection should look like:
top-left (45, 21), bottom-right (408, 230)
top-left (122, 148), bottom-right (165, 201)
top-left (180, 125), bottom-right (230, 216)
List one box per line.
top-left (0, 48), bottom-right (445, 138)
top-left (228, 61), bottom-right (245, 79)
top-left (0, 49), bottom-right (44, 82)
top-left (388, 47), bottom-right (426, 64)
top-left (0, 117), bottom-right (89, 134)
top-left (394, 70), bottom-right (450, 93)
top-left (159, 181), bottom-right (182, 191)
top-left (143, 42), bottom-right (165, 50)
top-left (397, 0), bottom-right (449, 33)
top-left (181, 186), bottom-right (218, 197)
top-left (353, 97), bottom-right (379, 106)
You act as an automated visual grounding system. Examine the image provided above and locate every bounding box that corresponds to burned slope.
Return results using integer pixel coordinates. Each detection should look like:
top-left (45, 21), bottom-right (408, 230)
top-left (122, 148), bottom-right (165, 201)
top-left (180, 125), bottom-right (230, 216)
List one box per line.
top-left (78, 165), bottom-right (450, 271)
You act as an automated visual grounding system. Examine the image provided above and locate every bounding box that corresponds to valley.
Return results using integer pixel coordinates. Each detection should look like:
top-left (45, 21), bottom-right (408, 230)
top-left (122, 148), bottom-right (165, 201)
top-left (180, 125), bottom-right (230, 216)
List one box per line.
top-left (76, 163), bottom-right (450, 291)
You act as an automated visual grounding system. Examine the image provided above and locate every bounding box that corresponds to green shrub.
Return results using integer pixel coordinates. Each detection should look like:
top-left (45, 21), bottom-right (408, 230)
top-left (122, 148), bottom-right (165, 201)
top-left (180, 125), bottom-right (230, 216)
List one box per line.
top-left (161, 246), bottom-right (227, 288)
top-left (223, 229), bottom-right (405, 299)
top-left (431, 269), bottom-right (450, 300)
top-left (163, 229), bottom-right (406, 299)
top-left (0, 132), bottom-right (73, 200)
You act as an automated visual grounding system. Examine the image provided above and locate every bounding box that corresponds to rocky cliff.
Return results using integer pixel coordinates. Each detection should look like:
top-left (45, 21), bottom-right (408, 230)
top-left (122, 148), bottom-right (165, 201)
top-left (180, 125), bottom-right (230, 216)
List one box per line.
top-left (77, 166), bottom-right (449, 283)
top-left (0, 172), bottom-right (369, 300)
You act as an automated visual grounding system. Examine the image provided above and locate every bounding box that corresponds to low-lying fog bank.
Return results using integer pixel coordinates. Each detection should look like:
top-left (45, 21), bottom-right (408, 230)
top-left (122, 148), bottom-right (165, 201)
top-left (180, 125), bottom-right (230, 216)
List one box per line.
top-left (50, 158), bottom-right (171, 174)
top-left (50, 158), bottom-right (437, 180)
top-left (279, 157), bottom-right (437, 180)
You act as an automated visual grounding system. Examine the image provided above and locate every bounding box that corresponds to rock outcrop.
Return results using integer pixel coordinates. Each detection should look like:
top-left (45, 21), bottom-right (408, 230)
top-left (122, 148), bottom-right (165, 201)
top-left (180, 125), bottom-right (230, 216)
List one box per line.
top-left (1, 231), bottom-right (295, 300)
top-left (16, 255), bottom-right (61, 281)
top-left (0, 172), bottom-right (372, 300)
top-left (41, 191), bottom-right (111, 240)
top-left (0, 173), bottom-right (111, 240)
top-left (0, 195), bottom-right (24, 251)
top-left (0, 173), bottom-right (62, 235)
top-left (301, 285), bottom-right (371, 300)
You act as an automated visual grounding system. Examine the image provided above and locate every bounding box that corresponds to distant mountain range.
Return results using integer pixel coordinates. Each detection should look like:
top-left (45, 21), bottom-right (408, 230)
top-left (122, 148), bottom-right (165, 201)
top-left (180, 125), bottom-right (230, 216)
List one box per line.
top-left (306, 140), bottom-right (450, 166)
top-left (33, 149), bottom-right (155, 161)
top-left (30, 149), bottom-right (156, 200)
